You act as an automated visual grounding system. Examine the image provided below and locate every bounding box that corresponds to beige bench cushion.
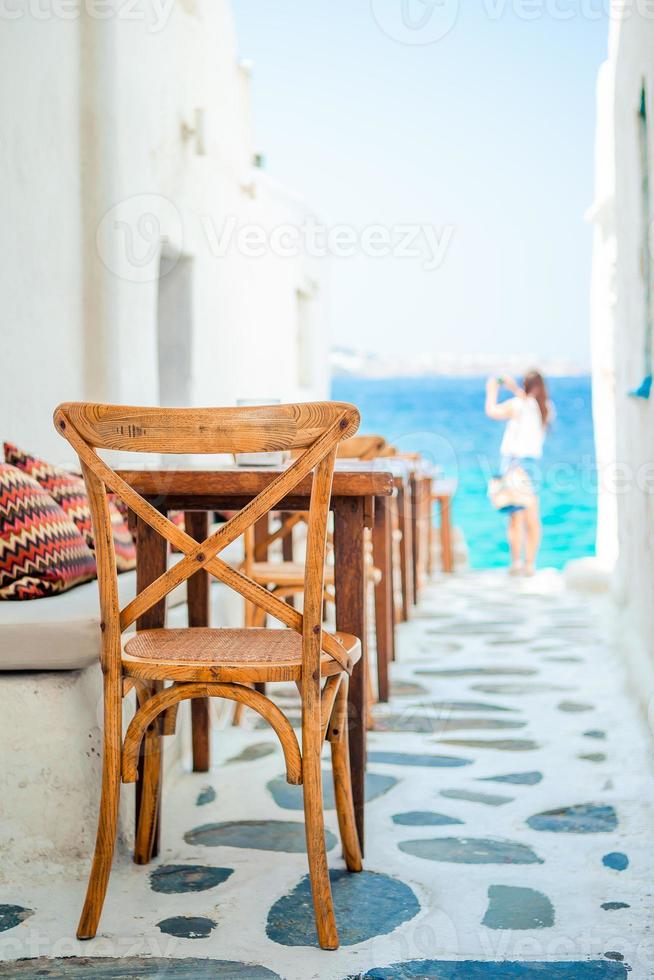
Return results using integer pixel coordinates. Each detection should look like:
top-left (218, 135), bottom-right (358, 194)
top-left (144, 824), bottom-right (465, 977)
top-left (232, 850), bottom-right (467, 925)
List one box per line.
top-left (0, 565), bottom-right (189, 671)
top-left (0, 573), bottom-right (136, 670)
top-left (0, 538), bottom-right (247, 671)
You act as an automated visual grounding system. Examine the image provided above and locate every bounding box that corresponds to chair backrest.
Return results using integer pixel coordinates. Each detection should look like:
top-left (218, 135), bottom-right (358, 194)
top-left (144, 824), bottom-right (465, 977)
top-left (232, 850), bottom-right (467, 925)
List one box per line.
top-left (242, 511), bottom-right (307, 575)
top-left (337, 433), bottom-right (387, 461)
top-left (54, 402), bottom-right (360, 678)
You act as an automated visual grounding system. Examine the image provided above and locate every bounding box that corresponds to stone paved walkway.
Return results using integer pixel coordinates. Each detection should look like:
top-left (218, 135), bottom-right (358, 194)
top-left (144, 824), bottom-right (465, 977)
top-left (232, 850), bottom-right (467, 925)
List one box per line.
top-left (2, 571), bottom-right (654, 978)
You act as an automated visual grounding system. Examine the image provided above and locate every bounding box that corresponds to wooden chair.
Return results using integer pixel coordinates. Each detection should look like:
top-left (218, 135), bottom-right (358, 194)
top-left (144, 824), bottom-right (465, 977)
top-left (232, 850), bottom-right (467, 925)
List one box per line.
top-left (238, 513), bottom-right (380, 700)
top-left (337, 433), bottom-right (387, 460)
top-left (242, 516), bottom-right (335, 626)
top-left (54, 401), bottom-right (363, 950)
top-left (430, 478), bottom-right (456, 574)
top-left (230, 515), bottom-right (336, 726)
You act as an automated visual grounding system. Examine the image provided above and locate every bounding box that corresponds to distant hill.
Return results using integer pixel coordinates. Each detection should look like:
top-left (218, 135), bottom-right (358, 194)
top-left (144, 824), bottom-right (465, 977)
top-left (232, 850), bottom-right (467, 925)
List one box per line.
top-left (331, 346), bottom-right (587, 379)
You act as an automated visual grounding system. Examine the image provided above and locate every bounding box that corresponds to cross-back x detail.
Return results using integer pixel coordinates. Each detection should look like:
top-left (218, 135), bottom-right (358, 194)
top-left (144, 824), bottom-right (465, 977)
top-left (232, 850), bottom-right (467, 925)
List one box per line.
top-left (54, 401), bottom-right (360, 673)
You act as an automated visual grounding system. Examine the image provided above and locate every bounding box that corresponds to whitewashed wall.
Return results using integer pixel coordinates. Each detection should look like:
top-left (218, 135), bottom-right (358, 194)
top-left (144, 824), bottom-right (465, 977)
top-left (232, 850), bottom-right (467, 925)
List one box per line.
top-left (0, 0), bottom-right (330, 861)
top-left (590, 7), bottom-right (654, 707)
top-left (2, 14), bottom-right (86, 458)
top-left (0, 0), bottom-right (329, 464)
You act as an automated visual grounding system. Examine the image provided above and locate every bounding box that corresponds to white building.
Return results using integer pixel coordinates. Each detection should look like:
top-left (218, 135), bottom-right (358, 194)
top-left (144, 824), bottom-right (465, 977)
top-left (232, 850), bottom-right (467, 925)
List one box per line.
top-left (589, 3), bottom-right (654, 706)
top-left (1, 0), bottom-right (329, 463)
top-left (0, 0), bottom-right (329, 865)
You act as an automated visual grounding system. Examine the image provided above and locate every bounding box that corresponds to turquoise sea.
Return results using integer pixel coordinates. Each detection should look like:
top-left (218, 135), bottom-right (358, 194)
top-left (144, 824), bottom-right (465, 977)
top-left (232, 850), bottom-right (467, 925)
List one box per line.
top-left (331, 375), bottom-right (596, 570)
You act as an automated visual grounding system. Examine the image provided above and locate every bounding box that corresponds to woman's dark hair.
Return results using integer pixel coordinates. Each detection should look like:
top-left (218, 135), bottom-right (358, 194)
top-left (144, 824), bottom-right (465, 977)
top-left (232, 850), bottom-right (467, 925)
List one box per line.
top-left (523, 370), bottom-right (549, 425)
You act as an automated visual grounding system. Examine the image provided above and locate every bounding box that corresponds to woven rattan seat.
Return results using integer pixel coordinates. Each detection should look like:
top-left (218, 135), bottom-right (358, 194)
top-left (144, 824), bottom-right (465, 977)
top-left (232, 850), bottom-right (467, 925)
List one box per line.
top-left (248, 561), bottom-right (335, 588)
top-left (123, 627), bottom-right (360, 682)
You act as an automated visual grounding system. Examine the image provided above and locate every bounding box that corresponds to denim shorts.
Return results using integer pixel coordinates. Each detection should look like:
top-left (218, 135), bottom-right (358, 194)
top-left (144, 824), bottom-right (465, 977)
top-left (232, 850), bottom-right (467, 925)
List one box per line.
top-left (500, 456), bottom-right (541, 494)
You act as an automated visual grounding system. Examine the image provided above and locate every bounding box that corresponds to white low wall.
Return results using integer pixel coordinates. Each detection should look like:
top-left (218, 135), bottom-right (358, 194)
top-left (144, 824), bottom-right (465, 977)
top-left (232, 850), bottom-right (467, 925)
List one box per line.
top-left (0, 580), bottom-right (245, 875)
top-left (0, 666), bottom-right (131, 874)
top-left (0, 665), bottom-right (197, 876)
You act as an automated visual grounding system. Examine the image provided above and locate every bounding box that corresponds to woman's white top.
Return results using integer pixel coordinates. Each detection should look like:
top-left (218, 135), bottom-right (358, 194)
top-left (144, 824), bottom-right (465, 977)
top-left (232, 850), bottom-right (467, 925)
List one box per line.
top-left (500, 395), bottom-right (553, 459)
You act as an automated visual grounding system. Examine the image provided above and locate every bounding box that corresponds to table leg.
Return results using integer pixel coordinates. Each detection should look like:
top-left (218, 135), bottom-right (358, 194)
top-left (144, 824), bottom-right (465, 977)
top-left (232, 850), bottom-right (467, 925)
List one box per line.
top-left (410, 474), bottom-right (420, 603)
top-left (372, 496), bottom-right (393, 703)
top-left (417, 476), bottom-right (431, 594)
top-left (281, 512), bottom-right (296, 608)
top-left (185, 511), bottom-right (211, 772)
top-left (134, 513), bottom-right (167, 862)
top-left (397, 482), bottom-right (414, 620)
top-left (254, 514), bottom-right (270, 694)
top-left (254, 513), bottom-right (270, 561)
top-left (427, 494), bottom-right (435, 578)
top-left (440, 496), bottom-right (454, 574)
top-left (333, 496), bottom-right (366, 852)
top-left (279, 511), bottom-right (302, 606)
top-left (390, 496), bottom-right (402, 640)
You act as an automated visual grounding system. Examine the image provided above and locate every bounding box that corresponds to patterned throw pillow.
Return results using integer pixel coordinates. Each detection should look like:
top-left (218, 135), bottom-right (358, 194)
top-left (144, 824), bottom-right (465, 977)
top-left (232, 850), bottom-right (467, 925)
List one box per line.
top-left (4, 443), bottom-right (136, 572)
top-left (0, 464), bottom-right (97, 600)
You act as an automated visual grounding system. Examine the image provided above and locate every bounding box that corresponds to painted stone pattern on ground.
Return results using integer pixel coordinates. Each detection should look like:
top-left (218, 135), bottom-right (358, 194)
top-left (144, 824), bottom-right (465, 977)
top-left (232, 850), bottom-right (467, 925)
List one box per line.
top-left (1, 571), bottom-right (650, 980)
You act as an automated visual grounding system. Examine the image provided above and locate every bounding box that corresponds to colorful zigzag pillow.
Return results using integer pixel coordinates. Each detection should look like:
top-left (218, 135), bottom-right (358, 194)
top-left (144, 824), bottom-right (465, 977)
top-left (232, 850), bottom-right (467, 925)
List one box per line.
top-left (0, 463), bottom-right (97, 600)
top-left (4, 443), bottom-right (136, 572)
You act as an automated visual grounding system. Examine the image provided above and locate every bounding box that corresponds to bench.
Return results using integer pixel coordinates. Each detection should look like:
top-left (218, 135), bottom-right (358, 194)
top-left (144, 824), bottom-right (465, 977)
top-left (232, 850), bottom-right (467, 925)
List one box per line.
top-left (0, 561), bottom-right (244, 868)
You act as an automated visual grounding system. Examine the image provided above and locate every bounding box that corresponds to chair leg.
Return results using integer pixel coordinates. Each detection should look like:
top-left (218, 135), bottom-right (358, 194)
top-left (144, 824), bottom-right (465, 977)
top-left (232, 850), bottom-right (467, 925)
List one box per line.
top-left (440, 496), bottom-right (454, 573)
top-left (328, 682), bottom-right (363, 872)
top-left (77, 687), bottom-right (122, 940)
top-left (134, 709), bottom-right (162, 865)
top-left (302, 719), bottom-right (339, 949)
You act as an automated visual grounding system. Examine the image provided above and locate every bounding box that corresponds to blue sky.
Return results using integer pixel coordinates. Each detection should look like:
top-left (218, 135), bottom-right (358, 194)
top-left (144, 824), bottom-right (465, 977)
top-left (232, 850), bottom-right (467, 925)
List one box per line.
top-left (230, 1), bottom-right (608, 366)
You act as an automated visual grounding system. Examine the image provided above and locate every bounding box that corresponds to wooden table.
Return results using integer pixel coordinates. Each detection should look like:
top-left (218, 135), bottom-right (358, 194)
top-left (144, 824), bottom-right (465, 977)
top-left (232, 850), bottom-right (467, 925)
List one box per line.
top-left (120, 462), bottom-right (394, 853)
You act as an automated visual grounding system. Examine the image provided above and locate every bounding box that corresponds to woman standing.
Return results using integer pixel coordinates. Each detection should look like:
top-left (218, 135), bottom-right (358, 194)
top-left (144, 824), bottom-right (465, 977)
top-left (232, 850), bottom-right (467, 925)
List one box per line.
top-left (485, 371), bottom-right (554, 576)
